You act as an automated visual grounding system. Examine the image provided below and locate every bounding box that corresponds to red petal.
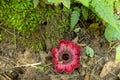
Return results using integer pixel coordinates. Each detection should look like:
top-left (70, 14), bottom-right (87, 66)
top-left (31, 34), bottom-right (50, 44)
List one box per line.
top-left (54, 64), bottom-right (65, 73)
top-left (74, 63), bottom-right (80, 68)
top-left (51, 48), bottom-right (58, 57)
top-left (58, 40), bottom-right (68, 54)
top-left (72, 60), bottom-right (80, 68)
top-left (70, 57), bottom-right (80, 68)
top-left (53, 58), bottom-right (58, 64)
top-left (65, 64), bottom-right (74, 73)
top-left (72, 53), bottom-right (80, 60)
top-left (67, 42), bottom-right (76, 54)
top-left (75, 45), bottom-right (80, 55)
top-left (67, 41), bottom-right (80, 55)
top-left (59, 40), bottom-right (67, 48)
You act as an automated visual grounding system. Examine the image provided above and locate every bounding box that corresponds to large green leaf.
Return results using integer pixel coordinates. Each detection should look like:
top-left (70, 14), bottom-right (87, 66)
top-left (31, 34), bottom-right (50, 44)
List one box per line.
top-left (105, 24), bottom-right (120, 42)
top-left (90, 0), bottom-right (120, 42)
top-left (75, 0), bottom-right (91, 7)
top-left (115, 0), bottom-right (120, 12)
top-left (90, 0), bottom-right (116, 28)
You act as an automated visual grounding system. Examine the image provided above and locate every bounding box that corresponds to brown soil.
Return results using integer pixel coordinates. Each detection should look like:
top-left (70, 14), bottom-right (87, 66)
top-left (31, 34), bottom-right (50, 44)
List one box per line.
top-left (0, 24), bottom-right (120, 80)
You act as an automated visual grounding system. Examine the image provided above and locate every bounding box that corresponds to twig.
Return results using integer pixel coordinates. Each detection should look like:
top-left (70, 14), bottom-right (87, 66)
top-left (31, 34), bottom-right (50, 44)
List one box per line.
top-left (0, 22), bottom-right (4, 26)
top-left (0, 26), bottom-right (15, 36)
top-left (13, 26), bottom-right (17, 52)
top-left (80, 20), bottom-right (86, 28)
top-left (45, 63), bottom-right (52, 67)
top-left (14, 62), bottom-right (42, 68)
top-left (95, 57), bottom-right (103, 64)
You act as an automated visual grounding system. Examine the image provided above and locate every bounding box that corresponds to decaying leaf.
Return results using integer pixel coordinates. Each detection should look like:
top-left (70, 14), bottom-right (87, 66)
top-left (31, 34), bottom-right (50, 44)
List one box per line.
top-left (100, 61), bottom-right (119, 78)
top-left (87, 58), bottom-right (94, 66)
top-left (89, 23), bottom-right (99, 29)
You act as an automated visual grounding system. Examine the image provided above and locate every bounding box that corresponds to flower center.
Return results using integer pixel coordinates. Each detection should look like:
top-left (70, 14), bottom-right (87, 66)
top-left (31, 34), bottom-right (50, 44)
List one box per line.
top-left (62, 53), bottom-right (69, 60)
top-left (59, 52), bottom-right (72, 63)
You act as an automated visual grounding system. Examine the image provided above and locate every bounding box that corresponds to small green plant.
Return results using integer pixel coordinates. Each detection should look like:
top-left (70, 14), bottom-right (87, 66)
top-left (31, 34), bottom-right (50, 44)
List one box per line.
top-left (85, 46), bottom-right (94, 58)
top-left (38, 66), bottom-right (45, 72)
top-left (0, 34), bottom-right (2, 41)
top-left (70, 7), bottom-right (80, 31)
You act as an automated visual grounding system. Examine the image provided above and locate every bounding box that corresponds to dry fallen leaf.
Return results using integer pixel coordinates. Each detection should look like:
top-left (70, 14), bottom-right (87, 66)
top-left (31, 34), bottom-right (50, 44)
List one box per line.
top-left (84, 74), bottom-right (90, 80)
top-left (87, 58), bottom-right (94, 66)
top-left (100, 61), bottom-right (119, 78)
top-left (72, 36), bottom-right (78, 44)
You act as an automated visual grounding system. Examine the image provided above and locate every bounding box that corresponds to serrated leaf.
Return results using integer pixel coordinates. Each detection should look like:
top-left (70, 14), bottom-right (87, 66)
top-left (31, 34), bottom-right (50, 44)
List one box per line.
top-left (62, 0), bottom-right (70, 9)
top-left (116, 45), bottom-right (120, 61)
top-left (104, 25), bottom-right (120, 42)
top-left (85, 46), bottom-right (94, 57)
top-left (38, 66), bottom-right (45, 72)
top-left (33, 0), bottom-right (39, 8)
top-left (81, 6), bottom-right (88, 20)
top-left (76, 0), bottom-right (90, 7)
top-left (70, 7), bottom-right (80, 31)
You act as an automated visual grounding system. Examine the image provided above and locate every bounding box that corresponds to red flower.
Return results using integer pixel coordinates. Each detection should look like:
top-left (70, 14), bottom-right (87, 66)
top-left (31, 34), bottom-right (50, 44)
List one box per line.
top-left (51, 40), bottom-right (80, 73)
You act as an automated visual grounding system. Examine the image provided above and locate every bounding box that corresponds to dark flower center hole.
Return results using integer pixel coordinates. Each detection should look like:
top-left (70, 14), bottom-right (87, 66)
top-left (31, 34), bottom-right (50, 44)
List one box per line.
top-left (62, 53), bottom-right (69, 60)
top-left (59, 52), bottom-right (72, 63)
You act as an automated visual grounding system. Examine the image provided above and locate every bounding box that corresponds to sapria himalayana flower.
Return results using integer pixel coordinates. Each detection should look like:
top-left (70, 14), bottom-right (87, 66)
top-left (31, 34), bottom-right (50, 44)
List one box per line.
top-left (51, 40), bottom-right (80, 73)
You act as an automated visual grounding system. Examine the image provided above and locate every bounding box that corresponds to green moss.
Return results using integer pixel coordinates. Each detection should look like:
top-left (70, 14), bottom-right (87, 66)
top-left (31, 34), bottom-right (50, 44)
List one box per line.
top-left (0, 1), bottom-right (69, 51)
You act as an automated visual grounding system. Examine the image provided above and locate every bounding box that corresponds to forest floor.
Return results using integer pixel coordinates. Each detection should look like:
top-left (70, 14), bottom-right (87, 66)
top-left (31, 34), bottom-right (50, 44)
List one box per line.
top-left (0, 23), bottom-right (120, 80)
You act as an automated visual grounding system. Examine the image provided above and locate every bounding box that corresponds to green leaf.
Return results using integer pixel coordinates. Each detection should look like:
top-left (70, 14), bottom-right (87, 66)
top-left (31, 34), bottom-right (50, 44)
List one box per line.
top-left (38, 66), bottom-right (45, 72)
top-left (116, 45), bottom-right (120, 61)
top-left (81, 6), bottom-right (88, 20)
top-left (85, 46), bottom-right (94, 57)
top-left (48, 0), bottom-right (62, 6)
top-left (115, 0), bottom-right (120, 12)
top-left (62, 0), bottom-right (70, 9)
top-left (76, 0), bottom-right (91, 7)
top-left (74, 27), bottom-right (81, 33)
top-left (70, 7), bottom-right (80, 31)
top-left (48, 0), bottom-right (70, 8)
top-left (90, 0), bottom-right (118, 31)
top-left (33, 0), bottom-right (39, 8)
top-left (104, 25), bottom-right (120, 42)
